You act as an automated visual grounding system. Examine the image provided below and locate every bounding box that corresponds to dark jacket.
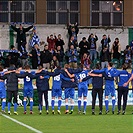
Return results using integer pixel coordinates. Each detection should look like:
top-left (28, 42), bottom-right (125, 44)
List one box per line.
top-left (40, 50), bottom-right (52, 64)
top-left (1, 72), bottom-right (28, 91)
top-left (61, 68), bottom-right (82, 88)
top-left (35, 71), bottom-right (50, 91)
top-left (101, 38), bottom-right (111, 50)
top-left (11, 25), bottom-right (33, 44)
top-left (53, 50), bottom-right (64, 62)
top-left (79, 40), bottom-right (89, 55)
top-left (100, 49), bottom-right (110, 62)
top-left (55, 39), bottom-right (65, 51)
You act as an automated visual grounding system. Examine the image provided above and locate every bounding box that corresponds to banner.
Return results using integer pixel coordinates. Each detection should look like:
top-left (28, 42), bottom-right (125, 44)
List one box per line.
top-left (42, 90), bottom-right (133, 106)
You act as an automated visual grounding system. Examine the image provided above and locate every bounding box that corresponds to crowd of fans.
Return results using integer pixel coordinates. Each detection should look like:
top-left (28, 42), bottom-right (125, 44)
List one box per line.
top-left (0, 23), bottom-right (133, 69)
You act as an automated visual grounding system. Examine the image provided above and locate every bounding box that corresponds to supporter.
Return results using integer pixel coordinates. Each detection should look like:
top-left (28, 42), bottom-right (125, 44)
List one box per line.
top-left (40, 45), bottom-right (52, 69)
top-left (68, 22), bottom-right (79, 41)
top-left (79, 37), bottom-right (89, 58)
top-left (124, 45), bottom-right (132, 67)
top-left (55, 34), bottom-right (65, 52)
top-left (50, 55), bottom-right (59, 69)
top-left (101, 34), bottom-right (111, 50)
top-left (88, 33), bottom-right (98, 61)
top-left (53, 46), bottom-right (64, 68)
top-left (29, 44), bottom-right (40, 69)
top-left (111, 38), bottom-right (121, 60)
top-left (19, 43), bottom-right (29, 68)
top-left (81, 53), bottom-right (91, 69)
top-left (68, 36), bottom-right (78, 49)
top-left (66, 44), bottom-right (78, 69)
top-left (10, 24), bottom-right (33, 51)
top-left (100, 46), bottom-right (110, 69)
top-left (29, 27), bottom-right (40, 48)
top-left (9, 45), bottom-right (20, 68)
top-left (47, 34), bottom-right (57, 52)
top-left (130, 40), bottom-right (133, 57)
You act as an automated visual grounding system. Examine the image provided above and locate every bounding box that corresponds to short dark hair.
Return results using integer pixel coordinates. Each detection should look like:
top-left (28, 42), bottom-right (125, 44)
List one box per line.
top-left (10, 45), bottom-right (15, 49)
top-left (24, 65), bottom-right (31, 70)
top-left (95, 63), bottom-right (101, 70)
top-left (38, 65), bottom-right (43, 70)
top-left (108, 62), bottom-right (113, 67)
top-left (0, 65), bottom-right (3, 72)
top-left (122, 63), bottom-right (128, 70)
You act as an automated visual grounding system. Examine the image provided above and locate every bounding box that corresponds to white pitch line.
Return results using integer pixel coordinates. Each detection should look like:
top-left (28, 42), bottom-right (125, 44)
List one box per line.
top-left (1, 113), bottom-right (43, 133)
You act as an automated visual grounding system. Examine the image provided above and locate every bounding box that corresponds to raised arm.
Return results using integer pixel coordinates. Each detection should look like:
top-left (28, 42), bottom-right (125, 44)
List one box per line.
top-left (24, 25), bottom-right (33, 32)
top-left (93, 69), bottom-right (105, 74)
top-left (10, 25), bottom-right (19, 32)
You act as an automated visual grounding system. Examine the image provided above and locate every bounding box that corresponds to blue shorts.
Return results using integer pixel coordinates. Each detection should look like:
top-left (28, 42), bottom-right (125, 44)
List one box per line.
top-left (78, 85), bottom-right (88, 97)
top-left (23, 86), bottom-right (33, 98)
top-left (0, 82), bottom-right (6, 99)
top-left (52, 88), bottom-right (62, 97)
top-left (105, 84), bottom-right (115, 97)
top-left (64, 88), bottom-right (75, 99)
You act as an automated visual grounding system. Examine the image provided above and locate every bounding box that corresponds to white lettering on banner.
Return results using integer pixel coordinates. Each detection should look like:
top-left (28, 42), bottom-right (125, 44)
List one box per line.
top-left (42, 90), bottom-right (133, 106)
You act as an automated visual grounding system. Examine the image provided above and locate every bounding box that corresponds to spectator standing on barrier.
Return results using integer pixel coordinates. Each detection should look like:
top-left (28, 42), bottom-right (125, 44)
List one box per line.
top-left (67, 44), bottom-right (78, 69)
top-left (79, 37), bottom-right (89, 58)
top-left (40, 45), bottom-right (52, 69)
top-left (29, 44), bottom-right (40, 69)
top-left (111, 38), bottom-right (121, 60)
top-left (101, 34), bottom-right (111, 50)
top-left (68, 22), bottom-right (79, 41)
top-left (55, 34), bottom-right (65, 52)
top-left (10, 24), bottom-right (33, 51)
top-left (47, 34), bottom-right (57, 52)
top-left (100, 46), bottom-right (110, 69)
top-left (88, 33), bottom-right (98, 61)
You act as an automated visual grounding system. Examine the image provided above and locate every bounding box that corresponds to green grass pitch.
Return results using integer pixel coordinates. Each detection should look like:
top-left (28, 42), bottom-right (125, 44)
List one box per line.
top-left (0, 106), bottom-right (133, 133)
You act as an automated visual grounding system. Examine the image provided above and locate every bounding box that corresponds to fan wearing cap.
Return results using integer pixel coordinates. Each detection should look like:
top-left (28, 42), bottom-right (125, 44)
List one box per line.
top-left (0, 65), bottom-right (28, 115)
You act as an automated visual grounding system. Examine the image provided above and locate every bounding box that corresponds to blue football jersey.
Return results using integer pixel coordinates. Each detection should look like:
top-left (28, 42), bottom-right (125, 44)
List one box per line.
top-left (76, 70), bottom-right (89, 87)
top-left (21, 71), bottom-right (35, 87)
top-left (117, 70), bottom-right (131, 87)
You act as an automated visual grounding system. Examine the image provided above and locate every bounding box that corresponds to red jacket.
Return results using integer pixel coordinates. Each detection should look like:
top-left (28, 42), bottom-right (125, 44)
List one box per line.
top-left (47, 36), bottom-right (57, 51)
